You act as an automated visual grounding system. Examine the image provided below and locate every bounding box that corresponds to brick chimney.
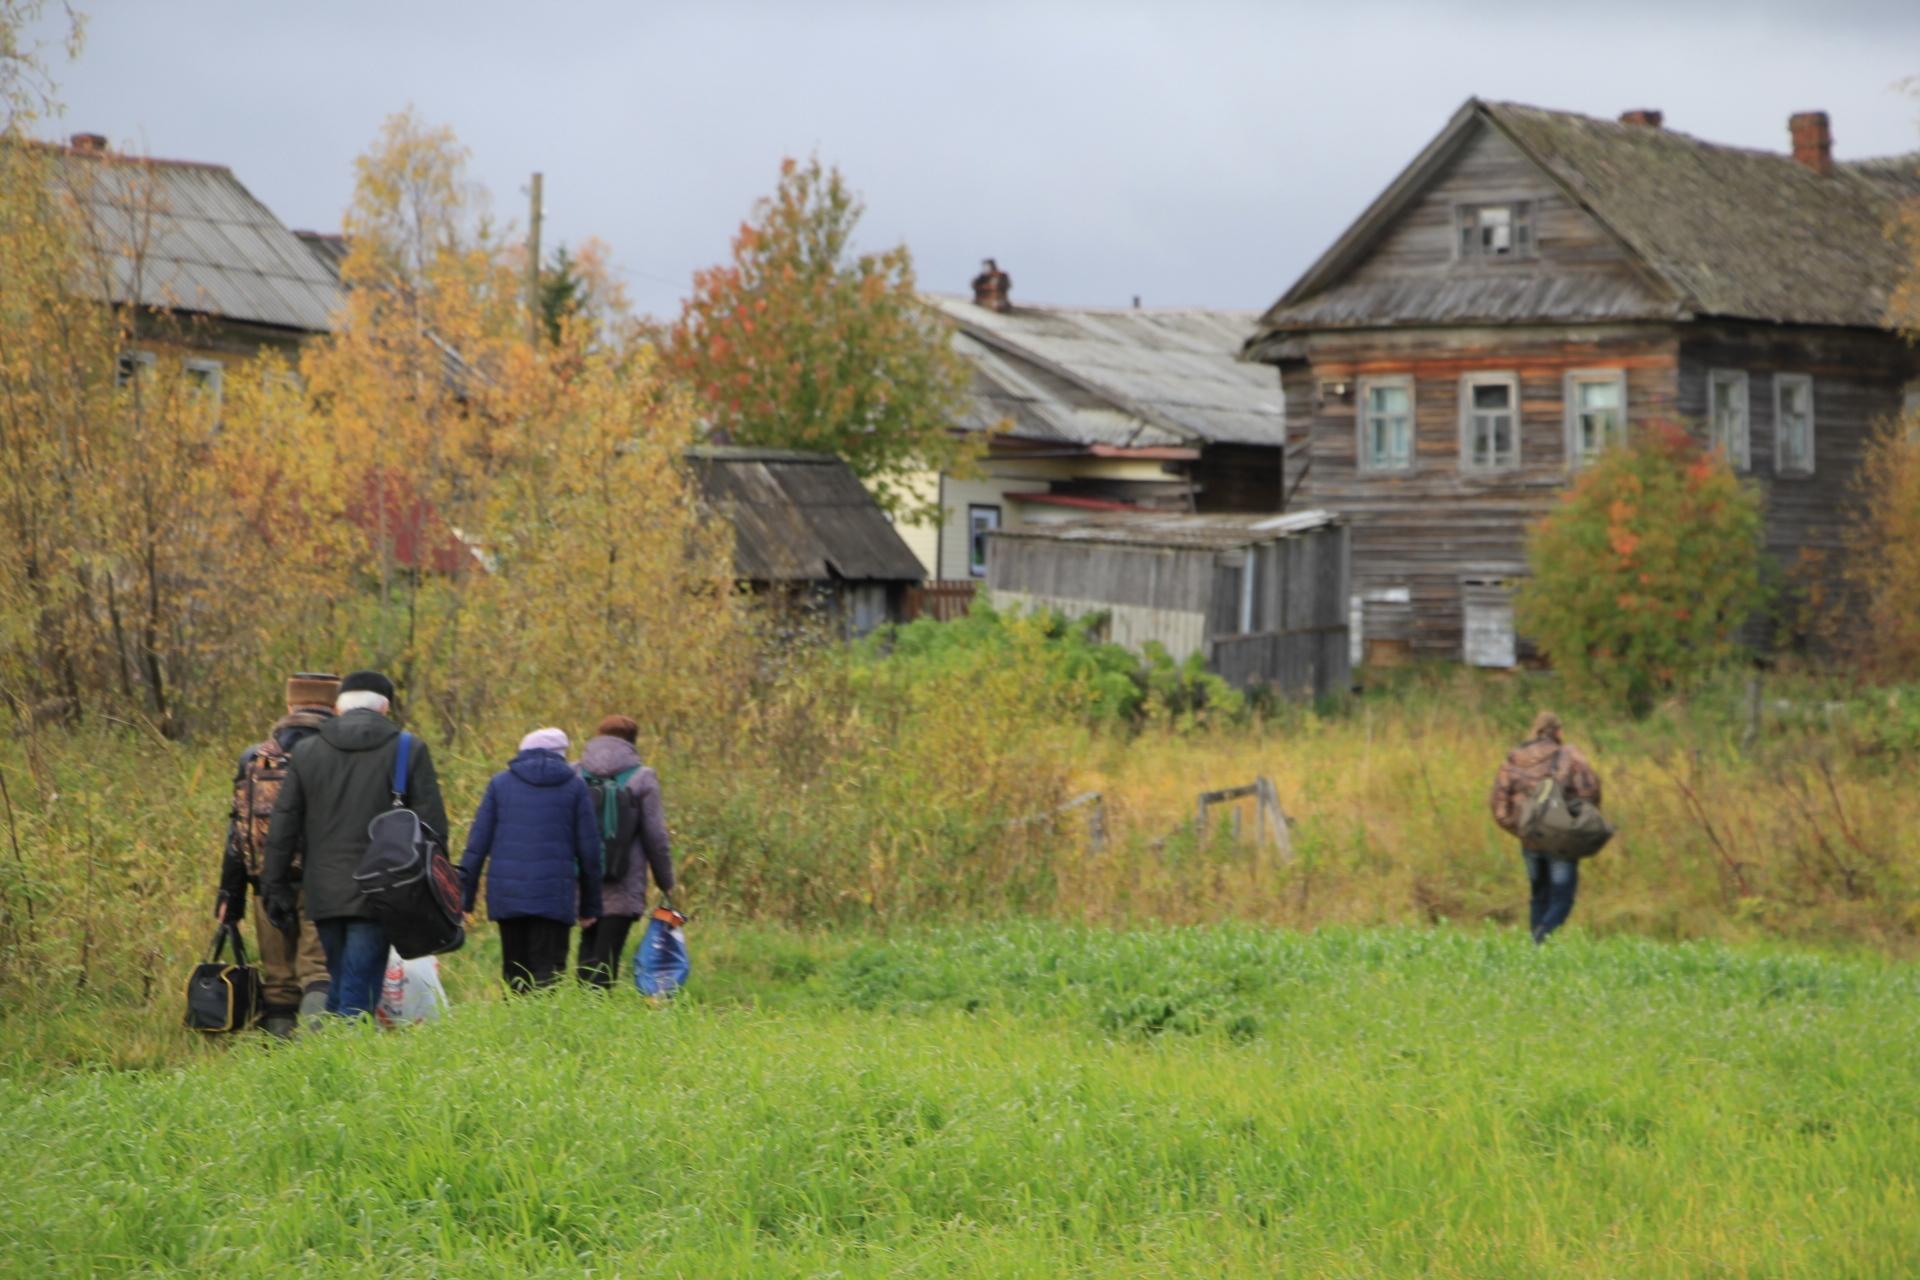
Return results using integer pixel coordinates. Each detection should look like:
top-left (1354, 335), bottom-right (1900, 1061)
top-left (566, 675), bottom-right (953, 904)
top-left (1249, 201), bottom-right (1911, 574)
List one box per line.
top-left (1789, 111), bottom-right (1833, 177)
top-left (1619, 109), bottom-right (1663, 128)
top-left (971, 258), bottom-right (1011, 312)
top-left (68, 132), bottom-right (108, 154)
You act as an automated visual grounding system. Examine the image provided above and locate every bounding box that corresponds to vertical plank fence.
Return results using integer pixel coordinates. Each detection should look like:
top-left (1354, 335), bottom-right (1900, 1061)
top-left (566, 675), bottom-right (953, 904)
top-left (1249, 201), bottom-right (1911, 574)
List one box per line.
top-left (903, 579), bottom-right (978, 622)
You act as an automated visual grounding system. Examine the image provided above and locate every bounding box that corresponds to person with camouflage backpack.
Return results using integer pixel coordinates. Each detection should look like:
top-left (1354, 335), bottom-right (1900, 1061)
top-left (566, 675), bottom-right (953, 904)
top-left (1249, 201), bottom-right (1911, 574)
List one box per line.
top-left (215, 672), bottom-right (339, 1036)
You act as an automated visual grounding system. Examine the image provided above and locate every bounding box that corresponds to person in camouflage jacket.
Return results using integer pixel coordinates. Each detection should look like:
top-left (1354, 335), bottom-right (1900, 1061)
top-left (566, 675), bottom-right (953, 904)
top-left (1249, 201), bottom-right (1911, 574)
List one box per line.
top-left (215, 673), bottom-right (339, 1036)
top-left (1490, 710), bottom-right (1602, 943)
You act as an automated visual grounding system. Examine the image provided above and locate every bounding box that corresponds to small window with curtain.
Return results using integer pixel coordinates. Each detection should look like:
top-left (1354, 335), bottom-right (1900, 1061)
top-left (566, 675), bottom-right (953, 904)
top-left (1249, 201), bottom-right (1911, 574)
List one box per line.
top-left (1773, 374), bottom-right (1814, 477)
top-left (1565, 370), bottom-right (1627, 467)
top-left (1357, 375), bottom-right (1414, 471)
top-left (1455, 203), bottom-right (1534, 261)
top-left (1708, 370), bottom-right (1750, 470)
top-left (1459, 373), bottom-right (1520, 472)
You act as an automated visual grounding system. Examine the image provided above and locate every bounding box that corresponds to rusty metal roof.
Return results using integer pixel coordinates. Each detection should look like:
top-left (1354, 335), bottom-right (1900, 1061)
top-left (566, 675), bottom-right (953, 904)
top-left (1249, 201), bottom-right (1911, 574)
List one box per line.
top-left (927, 294), bottom-right (1285, 449)
top-left (688, 447), bottom-right (925, 583)
top-left (47, 146), bottom-right (341, 333)
top-left (993, 508), bottom-right (1339, 552)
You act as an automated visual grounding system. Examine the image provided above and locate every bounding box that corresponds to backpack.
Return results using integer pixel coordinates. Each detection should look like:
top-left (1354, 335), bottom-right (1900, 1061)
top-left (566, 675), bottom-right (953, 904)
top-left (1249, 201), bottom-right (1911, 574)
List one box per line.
top-left (353, 732), bottom-right (466, 960)
top-left (233, 737), bottom-right (294, 880)
top-left (1516, 748), bottom-right (1614, 859)
top-left (184, 923), bottom-right (262, 1034)
top-left (582, 765), bottom-right (642, 883)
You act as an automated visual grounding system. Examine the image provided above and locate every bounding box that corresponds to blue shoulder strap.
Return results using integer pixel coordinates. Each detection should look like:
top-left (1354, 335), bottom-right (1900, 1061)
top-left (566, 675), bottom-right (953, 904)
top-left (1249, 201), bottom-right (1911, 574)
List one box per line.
top-left (391, 731), bottom-right (414, 804)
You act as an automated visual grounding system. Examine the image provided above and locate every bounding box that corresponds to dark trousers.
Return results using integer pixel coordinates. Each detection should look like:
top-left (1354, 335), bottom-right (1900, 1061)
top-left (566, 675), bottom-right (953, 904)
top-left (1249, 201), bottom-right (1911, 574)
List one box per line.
top-left (1524, 849), bottom-right (1579, 942)
top-left (498, 916), bottom-right (572, 992)
top-left (576, 915), bottom-right (638, 989)
top-left (314, 917), bottom-right (389, 1019)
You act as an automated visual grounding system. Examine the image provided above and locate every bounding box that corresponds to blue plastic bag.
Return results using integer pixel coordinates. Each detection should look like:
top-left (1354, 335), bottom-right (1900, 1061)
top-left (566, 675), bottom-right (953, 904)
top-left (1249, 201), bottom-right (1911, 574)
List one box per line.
top-left (634, 910), bottom-right (690, 997)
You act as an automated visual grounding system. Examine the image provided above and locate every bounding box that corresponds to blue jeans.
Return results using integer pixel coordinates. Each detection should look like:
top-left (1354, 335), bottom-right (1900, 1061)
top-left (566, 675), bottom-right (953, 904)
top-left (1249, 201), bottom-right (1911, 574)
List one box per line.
top-left (313, 918), bottom-right (390, 1019)
top-left (1523, 850), bottom-right (1579, 942)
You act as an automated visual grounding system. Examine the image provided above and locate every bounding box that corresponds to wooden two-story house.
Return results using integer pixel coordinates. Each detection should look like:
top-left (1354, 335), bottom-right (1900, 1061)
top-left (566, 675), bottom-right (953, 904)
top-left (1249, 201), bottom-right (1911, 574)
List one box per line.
top-left (1243, 100), bottom-right (1920, 666)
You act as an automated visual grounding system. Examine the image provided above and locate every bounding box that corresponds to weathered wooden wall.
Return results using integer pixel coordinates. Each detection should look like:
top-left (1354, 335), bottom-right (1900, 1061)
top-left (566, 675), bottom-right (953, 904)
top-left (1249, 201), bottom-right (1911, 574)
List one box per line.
top-left (1285, 324), bottom-right (1680, 658)
top-left (1675, 322), bottom-right (1914, 566)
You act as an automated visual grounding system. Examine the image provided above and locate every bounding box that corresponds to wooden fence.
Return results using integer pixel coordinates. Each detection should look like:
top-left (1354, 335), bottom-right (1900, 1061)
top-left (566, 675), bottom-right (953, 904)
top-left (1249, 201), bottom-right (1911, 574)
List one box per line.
top-left (1210, 627), bottom-right (1349, 701)
top-left (903, 579), bottom-right (978, 623)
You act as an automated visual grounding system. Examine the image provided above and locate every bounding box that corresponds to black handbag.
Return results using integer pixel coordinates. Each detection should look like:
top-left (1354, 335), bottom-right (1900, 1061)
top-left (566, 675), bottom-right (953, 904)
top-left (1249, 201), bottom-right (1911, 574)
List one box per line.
top-left (354, 732), bottom-right (465, 960)
top-left (184, 923), bottom-right (263, 1034)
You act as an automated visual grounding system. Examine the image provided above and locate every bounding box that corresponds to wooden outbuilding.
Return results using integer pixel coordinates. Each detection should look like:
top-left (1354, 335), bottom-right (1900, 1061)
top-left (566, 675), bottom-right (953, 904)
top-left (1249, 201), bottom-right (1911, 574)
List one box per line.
top-left (687, 446), bottom-right (925, 638)
top-left (987, 510), bottom-right (1350, 699)
top-left (1243, 99), bottom-right (1920, 665)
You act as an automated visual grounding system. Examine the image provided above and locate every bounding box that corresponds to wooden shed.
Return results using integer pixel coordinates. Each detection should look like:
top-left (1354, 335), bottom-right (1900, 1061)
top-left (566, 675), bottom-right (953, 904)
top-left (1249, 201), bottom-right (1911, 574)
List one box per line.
top-left (687, 446), bottom-right (925, 638)
top-left (986, 511), bottom-right (1350, 699)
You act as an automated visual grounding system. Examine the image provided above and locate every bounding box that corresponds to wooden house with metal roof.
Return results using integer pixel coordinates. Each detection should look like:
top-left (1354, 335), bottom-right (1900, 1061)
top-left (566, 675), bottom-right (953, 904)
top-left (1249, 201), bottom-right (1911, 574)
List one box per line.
top-left (687, 446), bottom-right (926, 638)
top-left (900, 277), bottom-right (1289, 586)
top-left (44, 132), bottom-right (342, 397)
top-left (1242, 100), bottom-right (1920, 667)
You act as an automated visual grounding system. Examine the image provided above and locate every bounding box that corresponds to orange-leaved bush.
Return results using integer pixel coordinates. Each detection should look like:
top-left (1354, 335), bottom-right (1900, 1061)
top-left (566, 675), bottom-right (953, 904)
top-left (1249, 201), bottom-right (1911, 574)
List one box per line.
top-left (1515, 423), bottom-right (1767, 714)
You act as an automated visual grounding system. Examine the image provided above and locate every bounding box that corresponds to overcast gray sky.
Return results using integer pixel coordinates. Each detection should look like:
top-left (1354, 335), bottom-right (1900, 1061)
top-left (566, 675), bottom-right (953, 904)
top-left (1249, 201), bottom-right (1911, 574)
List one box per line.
top-left (32, 1), bottom-right (1920, 320)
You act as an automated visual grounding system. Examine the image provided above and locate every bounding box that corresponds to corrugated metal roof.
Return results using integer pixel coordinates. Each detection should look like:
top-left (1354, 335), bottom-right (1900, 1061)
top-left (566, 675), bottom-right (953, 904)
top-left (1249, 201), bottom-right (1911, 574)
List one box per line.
top-left (48, 148), bottom-right (341, 333)
top-left (688, 447), bottom-right (925, 583)
top-left (928, 294), bottom-right (1285, 448)
top-left (994, 509), bottom-right (1339, 552)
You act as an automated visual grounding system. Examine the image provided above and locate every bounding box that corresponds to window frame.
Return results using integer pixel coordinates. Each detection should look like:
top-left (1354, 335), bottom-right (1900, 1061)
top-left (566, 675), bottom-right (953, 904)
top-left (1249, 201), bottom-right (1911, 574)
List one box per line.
top-left (1454, 202), bottom-right (1536, 263)
top-left (1707, 369), bottom-right (1751, 471)
top-left (1563, 368), bottom-right (1628, 469)
top-left (1772, 372), bottom-right (1815, 478)
top-left (184, 356), bottom-right (224, 398)
top-left (1458, 372), bottom-right (1522, 474)
top-left (1355, 374), bottom-right (1416, 473)
top-left (965, 503), bottom-right (1001, 579)
top-left (115, 349), bottom-right (156, 387)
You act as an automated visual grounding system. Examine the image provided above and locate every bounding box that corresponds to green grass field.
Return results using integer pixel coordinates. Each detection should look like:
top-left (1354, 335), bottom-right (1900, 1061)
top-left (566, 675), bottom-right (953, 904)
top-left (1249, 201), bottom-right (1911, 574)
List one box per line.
top-left (4, 922), bottom-right (1917, 1278)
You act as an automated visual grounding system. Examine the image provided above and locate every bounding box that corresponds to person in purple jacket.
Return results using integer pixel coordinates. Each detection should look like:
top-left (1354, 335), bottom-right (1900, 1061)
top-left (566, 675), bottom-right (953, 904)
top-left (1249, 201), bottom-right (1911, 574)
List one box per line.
top-left (459, 727), bottom-right (603, 992)
top-left (574, 714), bottom-right (677, 988)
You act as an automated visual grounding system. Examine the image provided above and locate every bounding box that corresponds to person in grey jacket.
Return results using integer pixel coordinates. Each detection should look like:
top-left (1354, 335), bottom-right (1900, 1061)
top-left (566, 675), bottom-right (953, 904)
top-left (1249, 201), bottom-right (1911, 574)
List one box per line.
top-left (574, 714), bottom-right (676, 987)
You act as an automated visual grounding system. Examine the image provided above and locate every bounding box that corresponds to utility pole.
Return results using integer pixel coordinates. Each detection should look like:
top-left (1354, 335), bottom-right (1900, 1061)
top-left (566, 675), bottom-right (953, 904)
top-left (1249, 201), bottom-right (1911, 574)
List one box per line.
top-left (526, 171), bottom-right (543, 347)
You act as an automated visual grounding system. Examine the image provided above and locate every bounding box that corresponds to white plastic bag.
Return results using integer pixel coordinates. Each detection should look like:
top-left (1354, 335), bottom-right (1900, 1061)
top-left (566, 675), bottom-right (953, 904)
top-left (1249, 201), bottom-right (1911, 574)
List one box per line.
top-left (376, 947), bottom-right (449, 1027)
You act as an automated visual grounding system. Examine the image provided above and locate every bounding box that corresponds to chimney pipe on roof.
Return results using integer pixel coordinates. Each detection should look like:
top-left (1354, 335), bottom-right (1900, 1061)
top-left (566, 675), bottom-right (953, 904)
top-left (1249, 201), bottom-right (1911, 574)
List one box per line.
top-left (971, 258), bottom-right (1011, 312)
top-left (69, 132), bottom-right (107, 153)
top-left (1619, 109), bottom-right (1663, 128)
top-left (1789, 111), bottom-right (1833, 177)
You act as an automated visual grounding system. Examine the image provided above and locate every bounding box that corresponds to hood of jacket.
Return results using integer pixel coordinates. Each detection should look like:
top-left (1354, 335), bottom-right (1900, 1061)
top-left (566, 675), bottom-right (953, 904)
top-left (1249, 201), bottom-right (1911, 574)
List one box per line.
top-left (508, 748), bottom-right (578, 786)
top-left (270, 707), bottom-right (333, 753)
top-left (579, 735), bottom-right (642, 776)
top-left (318, 707), bottom-right (399, 752)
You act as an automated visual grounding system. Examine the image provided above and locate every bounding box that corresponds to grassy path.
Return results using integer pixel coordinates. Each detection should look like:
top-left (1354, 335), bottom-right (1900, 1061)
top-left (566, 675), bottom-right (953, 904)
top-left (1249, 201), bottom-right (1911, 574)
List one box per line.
top-left (4, 924), bottom-right (1916, 1277)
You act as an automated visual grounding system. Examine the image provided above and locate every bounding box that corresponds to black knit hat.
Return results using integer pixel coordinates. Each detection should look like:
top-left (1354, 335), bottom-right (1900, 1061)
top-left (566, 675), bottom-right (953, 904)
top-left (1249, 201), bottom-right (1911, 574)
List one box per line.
top-left (338, 670), bottom-right (396, 702)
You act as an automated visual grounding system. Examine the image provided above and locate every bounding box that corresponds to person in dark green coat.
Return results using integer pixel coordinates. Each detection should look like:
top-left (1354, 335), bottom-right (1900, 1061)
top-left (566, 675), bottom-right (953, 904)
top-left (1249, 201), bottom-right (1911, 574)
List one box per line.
top-left (262, 670), bottom-right (449, 1020)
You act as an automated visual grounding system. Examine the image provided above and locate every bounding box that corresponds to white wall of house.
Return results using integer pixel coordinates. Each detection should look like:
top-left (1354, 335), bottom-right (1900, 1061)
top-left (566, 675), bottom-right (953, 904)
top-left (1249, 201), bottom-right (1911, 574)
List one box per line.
top-left (887, 454), bottom-right (1185, 580)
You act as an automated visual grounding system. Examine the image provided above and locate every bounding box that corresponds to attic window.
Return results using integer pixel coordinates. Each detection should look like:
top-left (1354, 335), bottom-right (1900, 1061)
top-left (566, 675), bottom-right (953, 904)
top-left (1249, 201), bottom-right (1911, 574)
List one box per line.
top-left (1456, 203), bottom-right (1534, 261)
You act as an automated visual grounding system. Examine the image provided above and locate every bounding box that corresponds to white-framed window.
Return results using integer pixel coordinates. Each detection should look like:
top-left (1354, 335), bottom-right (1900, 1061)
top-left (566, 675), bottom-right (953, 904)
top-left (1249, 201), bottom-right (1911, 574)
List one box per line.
top-left (1565, 369), bottom-right (1627, 468)
top-left (1455, 202), bottom-right (1534, 261)
top-left (966, 504), bottom-right (1000, 579)
top-left (1459, 373), bottom-right (1520, 472)
top-left (1773, 373), bottom-right (1814, 477)
top-left (1357, 375), bottom-right (1414, 471)
top-left (114, 349), bottom-right (156, 386)
top-left (1708, 369), bottom-right (1750, 471)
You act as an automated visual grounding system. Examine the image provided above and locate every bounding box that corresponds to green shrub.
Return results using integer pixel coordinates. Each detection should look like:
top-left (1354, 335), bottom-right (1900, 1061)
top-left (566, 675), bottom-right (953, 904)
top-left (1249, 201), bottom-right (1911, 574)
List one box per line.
top-left (1515, 425), bottom-right (1768, 715)
top-left (858, 602), bottom-right (1244, 729)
